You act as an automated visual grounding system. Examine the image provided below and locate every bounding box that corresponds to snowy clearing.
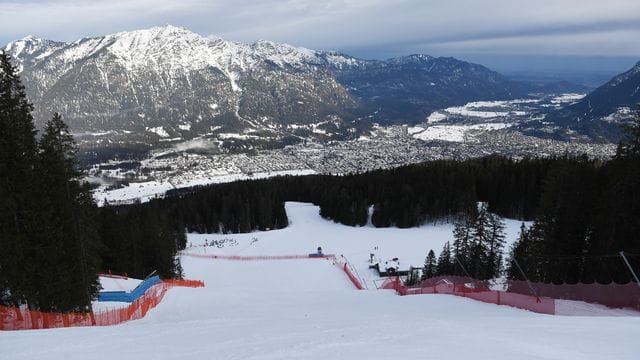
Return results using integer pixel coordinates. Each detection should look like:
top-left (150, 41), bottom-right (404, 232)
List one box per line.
top-left (410, 123), bottom-right (511, 143)
top-left (186, 202), bottom-right (529, 289)
top-left (93, 170), bottom-right (316, 205)
top-left (2, 202), bottom-right (638, 359)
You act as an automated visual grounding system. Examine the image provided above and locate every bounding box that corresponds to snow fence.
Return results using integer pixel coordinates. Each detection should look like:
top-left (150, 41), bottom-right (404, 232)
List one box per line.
top-left (381, 277), bottom-right (555, 315)
top-left (508, 280), bottom-right (640, 311)
top-left (182, 252), bottom-right (366, 290)
top-left (182, 253), bottom-right (334, 261)
top-left (0, 279), bottom-right (204, 331)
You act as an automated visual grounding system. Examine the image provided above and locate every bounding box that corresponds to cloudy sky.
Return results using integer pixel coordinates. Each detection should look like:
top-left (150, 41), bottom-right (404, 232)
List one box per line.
top-left (1, 0), bottom-right (639, 71)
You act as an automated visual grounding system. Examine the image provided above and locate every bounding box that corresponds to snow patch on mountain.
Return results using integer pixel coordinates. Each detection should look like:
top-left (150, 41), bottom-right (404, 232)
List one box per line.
top-left (147, 126), bottom-right (169, 137)
top-left (411, 123), bottom-right (511, 142)
top-left (3, 24), bottom-right (342, 92)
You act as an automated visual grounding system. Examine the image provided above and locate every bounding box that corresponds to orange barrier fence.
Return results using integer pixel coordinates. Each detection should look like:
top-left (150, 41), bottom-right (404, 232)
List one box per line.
top-left (181, 253), bottom-right (334, 261)
top-left (0, 279), bottom-right (204, 331)
top-left (341, 263), bottom-right (364, 290)
top-left (381, 277), bottom-right (555, 315)
top-left (163, 279), bottom-right (205, 288)
top-left (508, 280), bottom-right (640, 311)
top-left (98, 270), bottom-right (129, 279)
top-left (330, 257), bottom-right (365, 290)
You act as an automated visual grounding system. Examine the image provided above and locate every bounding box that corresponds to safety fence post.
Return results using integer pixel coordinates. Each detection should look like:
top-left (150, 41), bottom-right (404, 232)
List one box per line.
top-left (620, 251), bottom-right (640, 288)
top-left (512, 256), bottom-right (538, 299)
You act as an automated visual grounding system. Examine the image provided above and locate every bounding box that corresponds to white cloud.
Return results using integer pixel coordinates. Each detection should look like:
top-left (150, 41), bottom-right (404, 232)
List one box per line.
top-left (1, 0), bottom-right (640, 58)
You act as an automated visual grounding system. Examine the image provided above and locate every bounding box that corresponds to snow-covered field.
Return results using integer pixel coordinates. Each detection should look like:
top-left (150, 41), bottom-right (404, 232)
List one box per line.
top-left (93, 169), bottom-right (316, 205)
top-left (2, 203), bottom-right (639, 359)
top-left (409, 123), bottom-right (511, 143)
top-left (412, 94), bottom-right (588, 143)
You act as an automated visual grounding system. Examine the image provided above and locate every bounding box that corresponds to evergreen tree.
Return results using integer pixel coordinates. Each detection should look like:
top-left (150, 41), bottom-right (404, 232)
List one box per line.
top-left (35, 113), bottom-right (101, 311)
top-left (436, 242), bottom-right (454, 275)
top-left (469, 203), bottom-right (490, 278)
top-left (452, 212), bottom-right (474, 276)
top-left (485, 212), bottom-right (506, 278)
top-left (421, 249), bottom-right (437, 280)
top-left (509, 222), bottom-right (546, 282)
top-left (0, 52), bottom-right (39, 306)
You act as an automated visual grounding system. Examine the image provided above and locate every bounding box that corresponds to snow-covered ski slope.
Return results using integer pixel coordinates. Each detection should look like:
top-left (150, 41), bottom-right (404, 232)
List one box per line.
top-left (186, 202), bottom-right (527, 289)
top-left (2, 203), bottom-right (639, 359)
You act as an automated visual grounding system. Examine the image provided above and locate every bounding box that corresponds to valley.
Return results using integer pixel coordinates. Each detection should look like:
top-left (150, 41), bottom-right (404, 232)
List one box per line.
top-left (88, 95), bottom-right (615, 205)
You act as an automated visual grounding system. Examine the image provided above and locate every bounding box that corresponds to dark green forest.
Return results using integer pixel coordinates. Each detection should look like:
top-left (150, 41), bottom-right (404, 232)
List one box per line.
top-left (0, 53), bottom-right (184, 312)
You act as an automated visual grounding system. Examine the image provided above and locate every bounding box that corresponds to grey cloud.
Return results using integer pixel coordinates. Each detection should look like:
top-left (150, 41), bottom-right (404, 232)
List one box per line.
top-left (1, 0), bottom-right (639, 58)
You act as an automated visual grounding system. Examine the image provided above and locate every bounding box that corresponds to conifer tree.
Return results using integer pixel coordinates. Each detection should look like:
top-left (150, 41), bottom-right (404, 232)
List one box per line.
top-left (452, 212), bottom-right (474, 276)
top-left (486, 212), bottom-right (506, 278)
top-left (470, 203), bottom-right (490, 278)
top-left (436, 242), bottom-right (454, 275)
top-left (421, 249), bottom-right (437, 280)
top-left (0, 52), bottom-right (39, 306)
top-left (35, 113), bottom-right (101, 311)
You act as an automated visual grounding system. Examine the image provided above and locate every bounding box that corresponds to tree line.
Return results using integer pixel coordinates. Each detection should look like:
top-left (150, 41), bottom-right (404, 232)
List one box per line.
top-left (416, 113), bottom-right (640, 285)
top-left (150, 155), bottom-right (555, 237)
top-left (505, 123), bottom-right (640, 284)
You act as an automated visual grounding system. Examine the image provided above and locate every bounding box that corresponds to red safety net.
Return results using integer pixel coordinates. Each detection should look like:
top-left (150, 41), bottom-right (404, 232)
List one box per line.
top-left (0, 279), bottom-right (204, 331)
top-left (184, 252), bottom-right (365, 290)
top-left (381, 277), bottom-right (555, 315)
top-left (330, 257), bottom-right (364, 290)
top-left (98, 270), bottom-right (129, 279)
top-left (183, 253), bottom-right (334, 261)
top-left (507, 280), bottom-right (640, 311)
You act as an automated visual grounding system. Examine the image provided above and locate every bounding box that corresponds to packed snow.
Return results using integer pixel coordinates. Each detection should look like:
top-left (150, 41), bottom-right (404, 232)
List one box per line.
top-left (2, 202), bottom-right (638, 360)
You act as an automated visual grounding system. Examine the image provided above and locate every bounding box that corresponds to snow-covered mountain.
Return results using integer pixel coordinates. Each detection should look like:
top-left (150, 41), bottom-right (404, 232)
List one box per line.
top-left (4, 26), bottom-right (358, 138)
top-left (4, 25), bottom-right (563, 146)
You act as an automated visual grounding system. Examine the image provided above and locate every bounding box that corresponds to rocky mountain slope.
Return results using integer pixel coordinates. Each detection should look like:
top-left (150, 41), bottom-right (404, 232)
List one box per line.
top-left (540, 61), bottom-right (640, 141)
top-left (4, 25), bottom-right (576, 147)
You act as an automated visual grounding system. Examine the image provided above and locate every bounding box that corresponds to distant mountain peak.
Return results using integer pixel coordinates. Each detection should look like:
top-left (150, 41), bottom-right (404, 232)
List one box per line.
top-left (542, 59), bottom-right (640, 141)
top-left (391, 54), bottom-right (435, 63)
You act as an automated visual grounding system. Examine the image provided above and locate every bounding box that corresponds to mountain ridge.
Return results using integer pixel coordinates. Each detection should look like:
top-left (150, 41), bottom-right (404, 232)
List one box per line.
top-left (539, 61), bottom-right (640, 141)
top-left (3, 25), bottom-right (587, 147)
